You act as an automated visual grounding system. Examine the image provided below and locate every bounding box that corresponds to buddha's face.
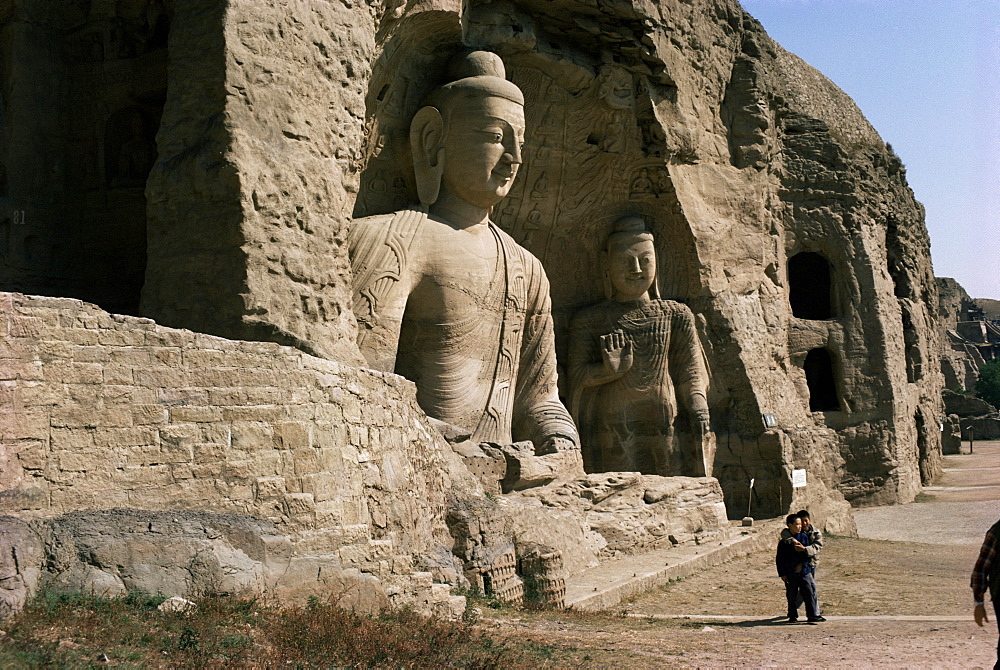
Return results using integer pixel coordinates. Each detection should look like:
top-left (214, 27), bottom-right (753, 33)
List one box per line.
top-left (608, 237), bottom-right (655, 301)
top-left (439, 95), bottom-right (525, 209)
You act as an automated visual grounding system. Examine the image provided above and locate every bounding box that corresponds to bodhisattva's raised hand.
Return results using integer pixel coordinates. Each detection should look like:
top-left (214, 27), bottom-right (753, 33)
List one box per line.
top-left (600, 330), bottom-right (633, 375)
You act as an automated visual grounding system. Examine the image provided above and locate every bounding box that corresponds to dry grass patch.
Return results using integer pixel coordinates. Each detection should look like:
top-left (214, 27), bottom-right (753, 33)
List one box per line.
top-left (0, 590), bottom-right (578, 668)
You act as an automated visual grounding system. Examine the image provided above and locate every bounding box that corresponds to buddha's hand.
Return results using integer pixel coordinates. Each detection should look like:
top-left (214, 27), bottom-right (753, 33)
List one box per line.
top-left (690, 393), bottom-right (710, 435)
top-left (600, 330), bottom-right (633, 375)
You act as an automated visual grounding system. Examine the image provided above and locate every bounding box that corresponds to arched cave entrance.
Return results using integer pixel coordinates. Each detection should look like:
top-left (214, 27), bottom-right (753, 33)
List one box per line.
top-left (804, 348), bottom-right (840, 412)
top-left (98, 100), bottom-right (164, 315)
top-left (0, 4), bottom-right (169, 316)
top-left (788, 252), bottom-right (833, 320)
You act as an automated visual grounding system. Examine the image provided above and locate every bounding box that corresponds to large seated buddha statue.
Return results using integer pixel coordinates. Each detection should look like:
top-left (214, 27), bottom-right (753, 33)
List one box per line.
top-left (349, 51), bottom-right (581, 471)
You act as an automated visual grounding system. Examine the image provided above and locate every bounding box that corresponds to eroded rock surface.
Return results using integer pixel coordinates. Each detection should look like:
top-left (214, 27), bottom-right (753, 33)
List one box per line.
top-left (352, 0), bottom-right (940, 511)
top-left (0, 0), bottom-right (943, 614)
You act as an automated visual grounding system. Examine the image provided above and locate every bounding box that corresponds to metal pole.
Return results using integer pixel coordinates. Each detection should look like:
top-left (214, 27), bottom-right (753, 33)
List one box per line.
top-left (970, 426), bottom-right (975, 454)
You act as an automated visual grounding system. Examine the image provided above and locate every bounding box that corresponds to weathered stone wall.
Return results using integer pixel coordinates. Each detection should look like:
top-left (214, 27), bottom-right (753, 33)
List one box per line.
top-left (0, 291), bottom-right (475, 606)
top-left (0, 291), bottom-right (738, 614)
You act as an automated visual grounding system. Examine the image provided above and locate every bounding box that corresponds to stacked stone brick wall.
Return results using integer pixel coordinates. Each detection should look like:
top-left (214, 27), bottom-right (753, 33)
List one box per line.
top-left (0, 291), bottom-right (468, 586)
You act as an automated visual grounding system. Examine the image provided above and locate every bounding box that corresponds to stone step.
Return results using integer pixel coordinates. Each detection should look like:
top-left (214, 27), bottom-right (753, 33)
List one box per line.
top-left (565, 518), bottom-right (784, 611)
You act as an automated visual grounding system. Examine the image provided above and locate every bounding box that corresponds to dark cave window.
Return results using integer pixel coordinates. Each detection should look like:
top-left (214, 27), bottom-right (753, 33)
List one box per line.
top-left (104, 107), bottom-right (158, 188)
top-left (788, 252), bottom-right (833, 319)
top-left (804, 348), bottom-right (840, 412)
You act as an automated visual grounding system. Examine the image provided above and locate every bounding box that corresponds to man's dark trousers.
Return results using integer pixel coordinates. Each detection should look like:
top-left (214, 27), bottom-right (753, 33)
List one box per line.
top-left (993, 597), bottom-right (1000, 670)
top-left (785, 573), bottom-right (818, 619)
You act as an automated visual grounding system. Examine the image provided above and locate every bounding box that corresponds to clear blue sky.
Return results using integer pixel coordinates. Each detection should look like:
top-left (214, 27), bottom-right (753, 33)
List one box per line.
top-left (740, 0), bottom-right (999, 299)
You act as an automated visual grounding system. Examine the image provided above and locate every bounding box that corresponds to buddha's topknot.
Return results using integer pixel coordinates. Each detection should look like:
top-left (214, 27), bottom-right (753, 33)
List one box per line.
top-left (423, 50), bottom-right (524, 108)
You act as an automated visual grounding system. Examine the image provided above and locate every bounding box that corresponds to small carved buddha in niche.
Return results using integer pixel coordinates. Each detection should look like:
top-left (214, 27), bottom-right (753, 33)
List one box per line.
top-left (568, 216), bottom-right (711, 476)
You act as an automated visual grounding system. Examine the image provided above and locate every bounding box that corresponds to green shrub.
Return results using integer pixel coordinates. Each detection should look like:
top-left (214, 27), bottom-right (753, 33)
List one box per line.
top-left (977, 360), bottom-right (1000, 409)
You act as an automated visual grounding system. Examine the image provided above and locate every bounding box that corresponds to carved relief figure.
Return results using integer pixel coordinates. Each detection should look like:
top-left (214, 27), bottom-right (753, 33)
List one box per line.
top-left (530, 172), bottom-right (549, 199)
top-left (595, 64), bottom-right (632, 154)
top-left (630, 168), bottom-right (653, 196)
top-left (109, 111), bottom-right (156, 187)
top-left (568, 216), bottom-right (710, 476)
top-left (350, 51), bottom-right (580, 463)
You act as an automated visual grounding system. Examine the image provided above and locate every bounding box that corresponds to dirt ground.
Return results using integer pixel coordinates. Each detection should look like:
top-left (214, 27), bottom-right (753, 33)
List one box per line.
top-left (482, 442), bottom-right (1000, 668)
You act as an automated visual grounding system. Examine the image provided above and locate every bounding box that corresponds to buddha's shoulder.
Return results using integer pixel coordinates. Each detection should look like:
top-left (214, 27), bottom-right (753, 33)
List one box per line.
top-left (350, 209), bottom-right (426, 241)
top-left (652, 299), bottom-right (693, 316)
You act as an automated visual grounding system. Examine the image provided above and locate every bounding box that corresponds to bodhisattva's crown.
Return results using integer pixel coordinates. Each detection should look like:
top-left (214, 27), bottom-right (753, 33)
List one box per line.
top-left (609, 215), bottom-right (654, 245)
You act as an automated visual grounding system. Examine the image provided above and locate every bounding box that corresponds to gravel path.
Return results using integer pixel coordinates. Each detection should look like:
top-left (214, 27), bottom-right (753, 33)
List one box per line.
top-left (855, 442), bottom-right (1000, 544)
top-left (488, 440), bottom-right (1000, 668)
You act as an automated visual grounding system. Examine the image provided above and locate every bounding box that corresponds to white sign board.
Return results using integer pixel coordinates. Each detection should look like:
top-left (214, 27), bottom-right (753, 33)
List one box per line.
top-left (791, 469), bottom-right (807, 488)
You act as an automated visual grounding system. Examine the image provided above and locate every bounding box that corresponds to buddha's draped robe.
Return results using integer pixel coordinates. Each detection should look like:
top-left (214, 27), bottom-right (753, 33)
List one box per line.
top-left (350, 209), bottom-right (578, 448)
top-left (568, 299), bottom-right (707, 475)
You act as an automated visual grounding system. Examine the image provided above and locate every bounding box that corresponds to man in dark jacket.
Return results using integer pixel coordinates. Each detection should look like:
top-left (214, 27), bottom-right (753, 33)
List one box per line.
top-left (972, 518), bottom-right (1000, 669)
top-left (780, 509), bottom-right (823, 571)
top-left (776, 514), bottom-right (824, 623)
top-left (779, 509), bottom-right (824, 612)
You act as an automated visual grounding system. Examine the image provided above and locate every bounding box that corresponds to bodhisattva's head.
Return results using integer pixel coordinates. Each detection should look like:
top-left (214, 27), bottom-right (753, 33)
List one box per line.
top-left (603, 216), bottom-right (660, 302)
top-left (411, 51), bottom-right (525, 212)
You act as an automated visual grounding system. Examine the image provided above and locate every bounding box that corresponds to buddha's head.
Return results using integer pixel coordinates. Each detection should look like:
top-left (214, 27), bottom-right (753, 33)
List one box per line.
top-left (411, 51), bottom-right (525, 210)
top-left (603, 216), bottom-right (660, 302)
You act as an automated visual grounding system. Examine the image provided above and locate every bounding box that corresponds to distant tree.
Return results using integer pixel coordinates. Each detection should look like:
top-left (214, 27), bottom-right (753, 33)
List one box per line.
top-left (977, 360), bottom-right (1000, 410)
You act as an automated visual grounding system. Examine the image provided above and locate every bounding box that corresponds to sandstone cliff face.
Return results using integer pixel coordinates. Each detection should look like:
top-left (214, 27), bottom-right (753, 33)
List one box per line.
top-left (937, 277), bottom-right (1000, 394)
top-left (0, 0), bottom-right (370, 362)
top-left (938, 277), bottom-right (982, 392)
top-left (353, 0), bottom-right (941, 510)
top-left (979, 300), bottom-right (1000, 322)
top-left (141, 0), bottom-right (370, 363)
top-left (1, 0), bottom-right (937, 571)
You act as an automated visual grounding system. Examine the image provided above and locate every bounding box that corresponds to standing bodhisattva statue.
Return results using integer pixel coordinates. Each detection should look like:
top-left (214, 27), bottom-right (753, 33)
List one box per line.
top-left (568, 216), bottom-right (711, 476)
top-left (349, 51), bottom-right (581, 464)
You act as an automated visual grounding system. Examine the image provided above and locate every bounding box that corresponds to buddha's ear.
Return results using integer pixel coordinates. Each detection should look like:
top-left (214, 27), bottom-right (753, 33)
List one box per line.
top-left (411, 106), bottom-right (445, 208)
